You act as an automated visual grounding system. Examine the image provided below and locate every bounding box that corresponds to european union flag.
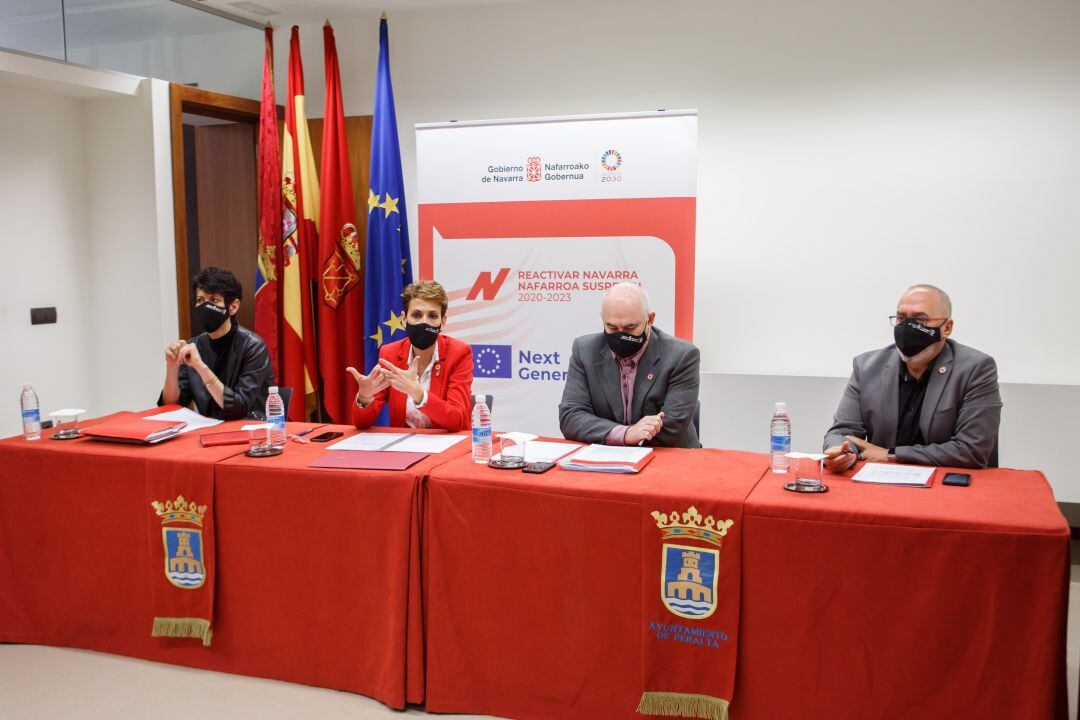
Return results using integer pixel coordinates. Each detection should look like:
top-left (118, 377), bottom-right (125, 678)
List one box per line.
top-left (364, 17), bottom-right (413, 424)
top-left (472, 345), bottom-right (513, 379)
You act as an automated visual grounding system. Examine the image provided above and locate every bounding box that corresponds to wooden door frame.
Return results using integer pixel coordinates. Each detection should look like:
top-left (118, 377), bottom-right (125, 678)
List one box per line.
top-left (169, 83), bottom-right (262, 339)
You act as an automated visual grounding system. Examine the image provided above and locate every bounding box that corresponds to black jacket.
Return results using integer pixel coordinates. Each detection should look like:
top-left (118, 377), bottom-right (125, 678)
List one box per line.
top-left (159, 324), bottom-right (274, 420)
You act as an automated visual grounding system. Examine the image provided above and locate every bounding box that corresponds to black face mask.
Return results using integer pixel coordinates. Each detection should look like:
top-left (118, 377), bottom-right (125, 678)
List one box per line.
top-left (894, 317), bottom-right (943, 357)
top-left (604, 325), bottom-right (648, 359)
top-left (196, 302), bottom-right (230, 334)
top-left (406, 321), bottom-right (440, 350)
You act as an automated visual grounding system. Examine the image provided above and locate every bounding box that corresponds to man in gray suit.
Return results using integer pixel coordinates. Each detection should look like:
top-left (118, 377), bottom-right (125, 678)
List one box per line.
top-left (559, 283), bottom-right (701, 448)
top-left (823, 284), bottom-right (1001, 470)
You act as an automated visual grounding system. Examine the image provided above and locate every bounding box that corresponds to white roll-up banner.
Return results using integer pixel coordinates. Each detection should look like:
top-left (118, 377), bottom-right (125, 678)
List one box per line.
top-left (416, 110), bottom-right (697, 436)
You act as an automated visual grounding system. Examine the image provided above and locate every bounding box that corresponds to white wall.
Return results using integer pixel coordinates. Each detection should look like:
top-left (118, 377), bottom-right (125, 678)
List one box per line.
top-left (0, 85), bottom-right (94, 434)
top-left (0, 60), bottom-right (175, 438)
top-left (283, 0), bottom-right (1080, 388)
top-left (83, 79), bottom-right (177, 419)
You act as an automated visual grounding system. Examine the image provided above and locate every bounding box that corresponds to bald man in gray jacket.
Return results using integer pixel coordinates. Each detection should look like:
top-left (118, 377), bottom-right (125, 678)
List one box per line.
top-left (559, 283), bottom-right (701, 449)
top-left (824, 285), bottom-right (1001, 470)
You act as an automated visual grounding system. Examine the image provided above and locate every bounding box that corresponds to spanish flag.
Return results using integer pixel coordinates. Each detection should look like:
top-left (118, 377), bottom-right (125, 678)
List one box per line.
top-left (280, 25), bottom-right (320, 420)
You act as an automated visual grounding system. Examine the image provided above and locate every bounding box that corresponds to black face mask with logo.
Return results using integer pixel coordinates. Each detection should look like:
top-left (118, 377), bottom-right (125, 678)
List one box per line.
top-left (894, 317), bottom-right (942, 357)
top-left (196, 302), bottom-right (230, 334)
top-left (604, 326), bottom-right (648, 359)
top-left (406, 321), bottom-right (441, 350)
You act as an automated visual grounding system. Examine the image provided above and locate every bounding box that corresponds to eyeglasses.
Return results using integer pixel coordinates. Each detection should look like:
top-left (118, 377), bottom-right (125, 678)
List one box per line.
top-left (889, 315), bottom-right (948, 328)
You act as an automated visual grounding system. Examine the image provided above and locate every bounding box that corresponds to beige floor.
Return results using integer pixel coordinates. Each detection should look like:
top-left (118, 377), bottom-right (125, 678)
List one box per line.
top-left (3, 575), bottom-right (1079, 720)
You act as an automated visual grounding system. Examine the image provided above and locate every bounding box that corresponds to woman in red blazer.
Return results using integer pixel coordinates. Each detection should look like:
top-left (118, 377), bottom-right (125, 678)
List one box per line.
top-left (347, 280), bottom-right (474, 431)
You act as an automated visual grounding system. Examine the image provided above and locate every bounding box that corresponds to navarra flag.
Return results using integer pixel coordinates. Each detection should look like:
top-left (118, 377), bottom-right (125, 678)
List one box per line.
top-left (280, 26), bottom-right (321, 420)
top-left (253, 25), bottom-right (281, 378)
top-left (316, 22), bottom-right (365, 424)
top-left (364, 16), bottom-right (414, 425)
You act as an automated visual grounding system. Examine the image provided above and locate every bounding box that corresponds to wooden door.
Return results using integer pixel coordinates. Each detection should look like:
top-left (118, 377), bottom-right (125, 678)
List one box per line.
top-left (192, 122), bottom-right (258, 331)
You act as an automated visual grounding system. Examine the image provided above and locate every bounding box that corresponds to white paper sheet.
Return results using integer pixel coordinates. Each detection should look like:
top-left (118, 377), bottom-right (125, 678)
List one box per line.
top-left (50, 408), bottom-right (86, 418)
top-left (493, 440), bottom-right (580, 463)
top-left (384, 434), bottom-right (468, 454)
top-left (565, 444), bottom-right (653, 463)
top-left (496, 432), bottom-right (539, 446)
top-left (852, 463), bottom-right (935, 487)
top-left (144, 407), bottom-right (223, 433)
top-left (786, 451), bottom-right (826, 460)
top-left (326, 433), bottom-right (410, 452)
top-left (241, 423), bottom-right (271, 431)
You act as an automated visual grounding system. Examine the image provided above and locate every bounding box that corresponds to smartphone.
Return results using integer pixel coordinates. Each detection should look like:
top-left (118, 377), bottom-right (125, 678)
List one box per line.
top-left (942, 472), bottom-right (971, 487)
top-left (311, 431), bottom-right (344, 443)
top-left (522, 461), bottom-right (556, 474)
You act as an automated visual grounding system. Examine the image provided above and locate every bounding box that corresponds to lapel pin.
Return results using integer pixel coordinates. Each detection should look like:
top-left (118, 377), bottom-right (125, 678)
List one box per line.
top-left (647, 373), bottom-right (654, 380)
top-left (939, 366), bottom-right (947, 374)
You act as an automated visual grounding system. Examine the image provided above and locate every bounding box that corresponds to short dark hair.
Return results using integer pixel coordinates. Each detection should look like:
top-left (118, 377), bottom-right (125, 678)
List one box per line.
top-left (402, 280), bottom-right (449, 317)
top-left (192, 267), bottom-right (243, 306)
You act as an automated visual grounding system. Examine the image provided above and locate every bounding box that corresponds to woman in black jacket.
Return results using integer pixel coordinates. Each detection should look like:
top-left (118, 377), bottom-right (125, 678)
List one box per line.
top-left (159, 267), bottom-right (274, 420)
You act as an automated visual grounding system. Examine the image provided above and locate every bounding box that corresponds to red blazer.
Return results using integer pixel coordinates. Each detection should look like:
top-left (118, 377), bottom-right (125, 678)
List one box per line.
top-left (351, 333), bottom-right (474, 431)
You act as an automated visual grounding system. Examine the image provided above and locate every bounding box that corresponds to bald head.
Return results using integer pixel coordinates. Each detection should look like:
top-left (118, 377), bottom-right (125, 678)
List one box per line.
top-left (601, 282), bottom-right (653, 334)
top-left (899, 284), bottom-right (952, 319)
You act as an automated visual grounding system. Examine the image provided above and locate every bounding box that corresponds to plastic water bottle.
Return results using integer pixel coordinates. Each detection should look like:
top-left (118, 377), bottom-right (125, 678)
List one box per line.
top-left (265, 386), bottom-right (286, 450)
top-left (770, 402), bottom-right (791, 473)
top-left (20, 383), bottom-right (41, 441)
top-left (471, 394), bottom-right (492, 464)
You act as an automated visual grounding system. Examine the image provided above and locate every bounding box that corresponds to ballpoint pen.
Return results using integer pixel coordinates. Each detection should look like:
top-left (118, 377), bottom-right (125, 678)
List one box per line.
top-left (290, 427), bottom-right (317, 443)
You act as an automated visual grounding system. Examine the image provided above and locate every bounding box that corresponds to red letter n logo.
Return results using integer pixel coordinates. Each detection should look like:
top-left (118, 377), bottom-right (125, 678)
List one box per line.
top-left (467, 268), bottom-right (511, 301)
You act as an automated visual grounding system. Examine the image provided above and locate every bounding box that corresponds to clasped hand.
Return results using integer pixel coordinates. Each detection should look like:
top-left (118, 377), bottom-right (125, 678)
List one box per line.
top-left (164, 340), bottom-right (206, 372)
top-left (823, 435), bottom-right (890, 472)
top-left (626, 411), bottom-right (664, 446)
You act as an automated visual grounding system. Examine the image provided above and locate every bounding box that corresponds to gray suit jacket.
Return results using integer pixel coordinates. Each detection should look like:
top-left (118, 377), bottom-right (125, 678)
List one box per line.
top-left (559, 327), bottom-right (701, 448)
top-left (823, 340), bottom-right (1001, 468)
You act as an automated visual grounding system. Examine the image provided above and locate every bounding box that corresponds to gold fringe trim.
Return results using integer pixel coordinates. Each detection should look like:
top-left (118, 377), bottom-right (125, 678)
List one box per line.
top-left (637, 691), bottom-right (729, 720)
top-left (151, 617), bottom-right (213, 647)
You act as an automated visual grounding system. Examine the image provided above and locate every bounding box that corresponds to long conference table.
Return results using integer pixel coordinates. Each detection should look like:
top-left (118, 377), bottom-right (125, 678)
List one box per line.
top-left (0, 415), bottom-right (1069, 719)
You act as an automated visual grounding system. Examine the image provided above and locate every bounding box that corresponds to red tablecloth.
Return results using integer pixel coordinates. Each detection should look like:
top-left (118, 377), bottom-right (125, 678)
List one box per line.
top-left (736, 464), bottom-right (1070, 719)
top-left (0, 419), bottom-right (469, 709)
top-left (424, 452), bottom-right (1070, 720)
top-left (424, 444), bottom-right (768, 719)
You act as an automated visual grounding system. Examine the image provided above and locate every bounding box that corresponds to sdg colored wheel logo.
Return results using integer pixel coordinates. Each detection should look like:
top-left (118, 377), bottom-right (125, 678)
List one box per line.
top-left (600, 149), bottom-right (623, 172)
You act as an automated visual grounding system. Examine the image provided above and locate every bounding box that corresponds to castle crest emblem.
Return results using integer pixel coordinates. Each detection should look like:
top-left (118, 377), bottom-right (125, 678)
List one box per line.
top-left (651, 506), bottom-right (733, 620)
top-left (151, 495), bottom-right (207, 590)
top-left (661, 544), bottom-right (719, 619)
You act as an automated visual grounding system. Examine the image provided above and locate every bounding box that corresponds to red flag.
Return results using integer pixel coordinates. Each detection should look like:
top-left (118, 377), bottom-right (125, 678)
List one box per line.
top-left (280, 26), bottom-right (321, 420)
top-left (254, 25), bottom-right (281, 379)
top-left (316, 23), bottom-right (365, 424)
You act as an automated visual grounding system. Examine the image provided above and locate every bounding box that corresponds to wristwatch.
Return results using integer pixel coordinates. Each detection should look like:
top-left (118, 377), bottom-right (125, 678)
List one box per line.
top-left (887, 449), bottom-right (897, 463)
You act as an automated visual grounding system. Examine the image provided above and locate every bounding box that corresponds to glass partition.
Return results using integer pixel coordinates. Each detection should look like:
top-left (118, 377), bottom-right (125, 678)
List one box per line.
top-left (0, 0), bottom-right (66, 60)
top-left (1, 0), bottom-right (262, 98)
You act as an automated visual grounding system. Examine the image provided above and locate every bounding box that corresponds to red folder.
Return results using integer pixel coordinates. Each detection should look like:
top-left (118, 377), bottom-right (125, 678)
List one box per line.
top-left (200, 431), bottom-right (253, 447)
top-left (308, 450), bottom-right (428, 471)
top-left (82, 414), bottom-right (185, 444)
